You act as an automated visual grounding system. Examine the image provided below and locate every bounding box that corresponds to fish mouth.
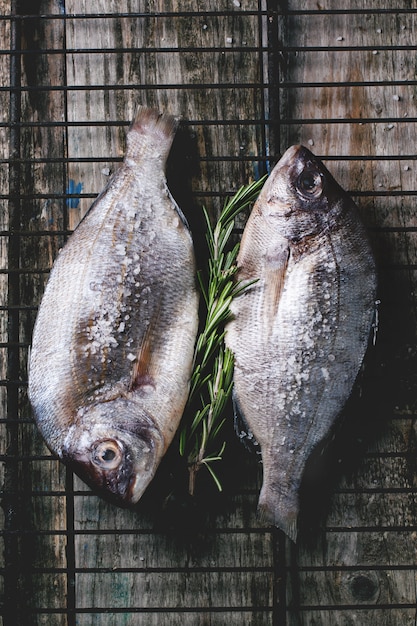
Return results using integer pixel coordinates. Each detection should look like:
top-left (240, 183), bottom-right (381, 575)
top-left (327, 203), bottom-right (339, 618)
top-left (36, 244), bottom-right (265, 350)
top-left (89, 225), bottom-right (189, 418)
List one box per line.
top-left (126, 470), bottom-right (153, 504)
top-left (278, 144), bottom-right (305, 168)
top-left (126, 434), bottom-right (162, 504)
top-left (279, 144), bottom-right (317, 166)
top-left (62, 435), bottom-right (158, 507)
top-left (277, 145), bottom-right (326, 184)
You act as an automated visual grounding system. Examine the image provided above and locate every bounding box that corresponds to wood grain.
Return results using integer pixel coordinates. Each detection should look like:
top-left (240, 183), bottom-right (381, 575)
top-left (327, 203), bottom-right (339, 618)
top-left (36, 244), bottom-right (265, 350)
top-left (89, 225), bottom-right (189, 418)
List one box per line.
top-left (1, 1), bottom-right (417, 624)
top-left (279, 2), bottom-right (417, 625)
top-left (2, 1), bottom-right (69, 623)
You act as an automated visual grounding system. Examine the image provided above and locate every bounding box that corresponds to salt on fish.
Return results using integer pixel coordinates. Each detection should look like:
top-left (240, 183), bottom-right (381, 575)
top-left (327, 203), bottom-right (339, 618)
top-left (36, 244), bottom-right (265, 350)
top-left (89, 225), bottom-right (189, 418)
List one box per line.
top-left (225, 145), bottom-right (377, 542)
top-left (28, 107), bottom-right (199, 506)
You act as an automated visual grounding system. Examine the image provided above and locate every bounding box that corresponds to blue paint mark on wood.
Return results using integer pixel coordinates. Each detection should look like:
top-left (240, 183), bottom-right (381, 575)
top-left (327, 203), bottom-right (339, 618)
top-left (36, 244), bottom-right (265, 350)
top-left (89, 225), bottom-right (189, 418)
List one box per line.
top-left (66, 179), bottom-right (83, 208)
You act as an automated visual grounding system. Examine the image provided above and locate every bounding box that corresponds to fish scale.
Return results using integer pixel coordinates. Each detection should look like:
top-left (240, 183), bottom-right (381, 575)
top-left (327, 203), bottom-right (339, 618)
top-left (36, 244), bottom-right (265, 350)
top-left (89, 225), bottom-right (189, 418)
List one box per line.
top-left (29, 107), bottom-right (199, 506)
top-left (225, 145), bottom-right (377, 542)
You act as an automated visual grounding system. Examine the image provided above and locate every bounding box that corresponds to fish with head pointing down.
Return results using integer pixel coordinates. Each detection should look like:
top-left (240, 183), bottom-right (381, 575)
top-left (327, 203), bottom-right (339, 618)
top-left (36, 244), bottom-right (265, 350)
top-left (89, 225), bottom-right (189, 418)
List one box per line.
top-left (225, 145), bottom-right (377, 542)
top-left (28, 107), bottom-right (199, 506)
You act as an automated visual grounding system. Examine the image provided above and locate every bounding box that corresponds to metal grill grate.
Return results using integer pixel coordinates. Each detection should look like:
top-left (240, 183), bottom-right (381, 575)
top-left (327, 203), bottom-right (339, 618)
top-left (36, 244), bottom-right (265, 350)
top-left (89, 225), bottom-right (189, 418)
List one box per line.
top-left (1, 2), bottom-right (417, 625)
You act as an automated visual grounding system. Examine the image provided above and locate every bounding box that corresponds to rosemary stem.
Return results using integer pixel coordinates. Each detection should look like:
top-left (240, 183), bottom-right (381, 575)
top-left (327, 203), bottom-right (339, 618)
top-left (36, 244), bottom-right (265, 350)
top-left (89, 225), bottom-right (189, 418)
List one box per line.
top-left (179, 176), bottom-right (266, 495)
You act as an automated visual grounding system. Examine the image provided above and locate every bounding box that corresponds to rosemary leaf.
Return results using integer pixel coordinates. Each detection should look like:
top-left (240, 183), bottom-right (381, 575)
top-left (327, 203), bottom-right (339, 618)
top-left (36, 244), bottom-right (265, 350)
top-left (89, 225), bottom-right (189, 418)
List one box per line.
top-left (179, 175), bottom-right (266, 496)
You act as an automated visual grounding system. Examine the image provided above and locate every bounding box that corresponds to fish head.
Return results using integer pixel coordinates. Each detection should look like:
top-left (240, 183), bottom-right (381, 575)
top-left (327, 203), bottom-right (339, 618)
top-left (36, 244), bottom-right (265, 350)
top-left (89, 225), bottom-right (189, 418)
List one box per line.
top-left (260, 145), bottom-right (347, 240)
top-left (61, 399), bottom-right (164, 506)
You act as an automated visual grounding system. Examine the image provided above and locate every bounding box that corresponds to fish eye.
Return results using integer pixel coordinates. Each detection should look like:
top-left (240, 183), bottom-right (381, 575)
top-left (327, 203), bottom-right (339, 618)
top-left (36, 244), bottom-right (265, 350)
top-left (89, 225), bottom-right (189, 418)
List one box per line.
top-left (296, 168), bottom-right (323, 198)
top-left (92, 439), bottom-right (123, 471)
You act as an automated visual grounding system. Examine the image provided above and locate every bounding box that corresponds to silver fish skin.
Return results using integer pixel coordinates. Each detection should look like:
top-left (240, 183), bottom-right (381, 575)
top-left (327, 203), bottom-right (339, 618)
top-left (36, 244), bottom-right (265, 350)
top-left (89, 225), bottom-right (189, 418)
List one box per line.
top-left (225, 145), bottom-right (377, 542)
top-left (28, 107), bottom-right (199, 506)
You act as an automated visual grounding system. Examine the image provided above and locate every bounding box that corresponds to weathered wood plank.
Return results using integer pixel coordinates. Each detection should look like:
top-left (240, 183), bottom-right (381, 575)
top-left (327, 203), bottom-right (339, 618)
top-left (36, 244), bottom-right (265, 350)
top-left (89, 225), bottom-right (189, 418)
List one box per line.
top-left (75, 531), bottom-right (273, 569)
top-left (287, 0), bottom-right (417, 12)
top-left (73, 481), bottom-right (265, 528)
top-left (278, 3), bottom-right (417, 625)
top-left (0, 0), bottom-right (10, 516)
top-left (287, 608), bottom-right (416, 626)
top-left (4, 1), bottom-right (69, 623)
top-left (75, 570), bottom-right (272, 608)
top-left (284, 10), bottom-right (416, 48)
top-left (0, 20), bottom-right (14, 557)
top-left (73, 610), bottom-right (273, 626)
top-left (65, 0), bottom-right (264, 225)
top-left (291, 569), bottom-right (416, 607)
top-left (62, 1), bottom-right (271, 623)
top-left (0, 0), bottom-right (10, 612)
top-left (291, 530), bottom-right (417, 568)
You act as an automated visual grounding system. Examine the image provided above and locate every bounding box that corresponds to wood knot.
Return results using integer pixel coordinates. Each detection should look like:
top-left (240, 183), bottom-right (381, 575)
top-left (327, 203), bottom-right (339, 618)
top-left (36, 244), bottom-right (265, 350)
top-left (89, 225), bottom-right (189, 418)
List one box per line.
top-left (342, 572), bottom-right (380, 604)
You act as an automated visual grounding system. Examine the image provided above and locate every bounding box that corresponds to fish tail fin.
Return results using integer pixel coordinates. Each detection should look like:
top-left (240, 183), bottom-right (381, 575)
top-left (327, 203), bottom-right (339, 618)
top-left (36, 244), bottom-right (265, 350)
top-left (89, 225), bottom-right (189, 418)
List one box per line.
top-left (258, 483), bottom-right (299, 543)
top-left (126, 106), bottom-right (179, 163)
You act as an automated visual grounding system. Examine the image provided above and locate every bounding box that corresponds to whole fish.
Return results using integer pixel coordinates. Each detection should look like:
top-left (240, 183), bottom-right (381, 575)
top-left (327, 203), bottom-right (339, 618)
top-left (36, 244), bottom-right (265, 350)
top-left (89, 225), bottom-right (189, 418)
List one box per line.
top-left (28, 107), bottom-right (199, 506)
top-left (225, 145), bottom-right (377, 542)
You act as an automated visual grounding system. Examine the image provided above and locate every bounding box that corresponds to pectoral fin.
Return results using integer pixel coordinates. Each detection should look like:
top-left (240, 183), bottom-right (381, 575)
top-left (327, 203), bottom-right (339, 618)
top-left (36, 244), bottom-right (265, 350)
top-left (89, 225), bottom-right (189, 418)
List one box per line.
top-left (233, 391), bottom-right (261, 455)
top-left (129, 315), bottom-right (159, 393)
top-left (257, 245), bottom-right (290, 339)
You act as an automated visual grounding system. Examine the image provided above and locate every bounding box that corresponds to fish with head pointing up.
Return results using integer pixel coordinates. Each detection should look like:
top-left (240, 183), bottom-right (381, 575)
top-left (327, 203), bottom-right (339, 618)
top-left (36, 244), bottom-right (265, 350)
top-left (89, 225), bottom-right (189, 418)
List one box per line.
top-left (28, 107), bottom-right (199, 506)
top-left (225, 145), bottom-right (377, 542)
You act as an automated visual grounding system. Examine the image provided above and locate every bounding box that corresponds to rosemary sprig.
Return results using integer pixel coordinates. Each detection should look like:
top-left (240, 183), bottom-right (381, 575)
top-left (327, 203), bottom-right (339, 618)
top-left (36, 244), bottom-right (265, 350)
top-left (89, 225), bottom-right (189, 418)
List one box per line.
top-left (179, 176), bottom-right (266, 496)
